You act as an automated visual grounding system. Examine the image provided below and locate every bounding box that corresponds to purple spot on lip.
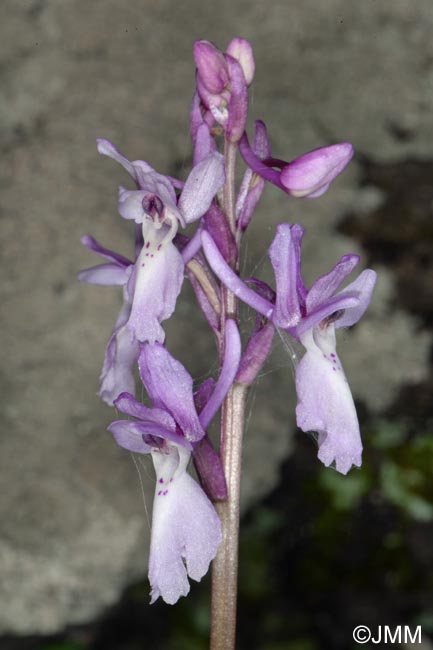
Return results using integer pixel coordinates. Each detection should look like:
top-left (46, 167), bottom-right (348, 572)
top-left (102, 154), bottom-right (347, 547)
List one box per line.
top-left (146, 242), bottom-right (150, 249)
top-left (163, 490), bottom-right (168, 496)
top-left (332, 367), bottom-right (336, 371)
top-left (159, 478), bottom-right (164, 484)
top-left (157, 244), bottom-right (162, 250)
top-left (157, 490), bottom-right (162, 496)
top-left (141, 263), bottom-right (145, 267)
top-left (331, 353), bottom-right (336, 358)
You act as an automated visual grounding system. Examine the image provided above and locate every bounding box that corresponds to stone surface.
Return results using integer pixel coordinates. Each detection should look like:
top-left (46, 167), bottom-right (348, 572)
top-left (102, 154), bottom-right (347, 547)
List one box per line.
top-left (1, 0), bottom-right (432, 635)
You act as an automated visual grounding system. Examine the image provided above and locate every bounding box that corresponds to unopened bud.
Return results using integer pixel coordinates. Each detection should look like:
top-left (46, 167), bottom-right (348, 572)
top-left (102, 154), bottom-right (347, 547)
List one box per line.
top-left (194, 40), bottom-right (229, 94)
top-left (280, 142), bottom-right (354, 199)
top-left (226, 37), bottom-right (255, 85)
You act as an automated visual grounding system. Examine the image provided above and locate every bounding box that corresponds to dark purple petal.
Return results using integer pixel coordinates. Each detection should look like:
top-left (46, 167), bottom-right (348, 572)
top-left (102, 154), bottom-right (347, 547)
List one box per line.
top-left (269, 224), bottom-right (302, 328)
top-left (238, 132), bottom-right (284, 188)
top-left (203, 204), bottom-right (237, 263)
top-left (178, 152), bottom-right (225, 224)
top-left (280, 143), bottom-right (354, 199)
top-left (193, 435), bottom-right (228, 501)
top-left (236, 322), bottom-right (275, 386)
top-left (139, 344), bottom-right (205, 443)
top-left (225, 57), bottom-right (248, 143)
top-left (306, 254), bottom-right (360, 314)
top-left (199, 319), bottom-right (241, 429)
top-left (78, 263), bottom-right (129, 286)
top-left (202, 231), bottom-right (274, 318)
top-left (80, 235), bottom-right (132, 267)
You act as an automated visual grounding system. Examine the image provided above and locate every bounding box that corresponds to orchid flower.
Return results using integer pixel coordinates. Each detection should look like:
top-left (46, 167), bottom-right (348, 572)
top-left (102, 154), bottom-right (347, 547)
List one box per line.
top-left (97, 139), bottom-right (225, 344)
top-left (108, 320), bottom-right (241, 604)
top-left (78, 235), bottom-right (140, 405)
top-left (239, 129), bottom-right (353, 199)
top-left (202, 226), bottom-right (376, 474)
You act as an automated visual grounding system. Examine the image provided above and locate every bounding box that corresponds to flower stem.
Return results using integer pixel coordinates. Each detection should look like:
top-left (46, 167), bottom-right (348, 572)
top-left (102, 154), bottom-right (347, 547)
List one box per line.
top-left (210, 382), bottom-right (247, 650)
top-left (209, 136), bottom-right (245, 650)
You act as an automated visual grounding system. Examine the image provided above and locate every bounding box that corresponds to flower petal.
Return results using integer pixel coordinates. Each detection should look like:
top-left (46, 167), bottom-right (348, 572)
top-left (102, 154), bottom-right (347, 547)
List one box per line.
top-left (127, 237), bottom-right (184, 343)
top-left (80, 235), bottom-right (132, 267)
top-left (202, 231), bottom-right (274, 318)
top-left (178, 152), bottom-right (225, 224)
top-left (149, 445), bottom-right (222, 604)
top-left (269, 224), bottom-right (302, 328)
top-left (99, 309), bottom-right (139, 406)
top-left (306, 254), bottom-right (360, 314)
top-left (139, 344), bottom-right (205, 443)
top-left (108, 419), bottom-right (191, 451)
top-left (280, 143), bottom-right (354, 199)
top-left (78, 263), bottom-right (129, 285)
top-left (335, 269), bottom-right (377, 328)
top-left (295, 326), bottom-right (362, 474)
top-left (114, 392), bottom-right (177, 431)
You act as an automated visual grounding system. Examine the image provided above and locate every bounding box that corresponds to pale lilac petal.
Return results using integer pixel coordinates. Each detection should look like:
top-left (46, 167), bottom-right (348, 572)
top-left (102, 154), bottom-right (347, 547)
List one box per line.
top-left (149, 446), bottom-right (222, 604)
top-left (80, 235), bottom-right (132, 267)
top-left (202, 231), bottom-right (274, 318)
top-left (269, 224), bottom-right (302, 328)
top-left (306, 254), bottom-right (360, 314)
top-left (139, 344), bottom-right (204, 443)
top-left (335, 269), bottom-right (377, 328)
top-left (114, 392), bottom-right (177, 431)
top-left (108, 420), bottom-right (152, 454)
top-left (118, 187), bottom-right (147, 223)
top-left (97, 138), bottom-right (154, 183)
top-left (178, 152), bottom-right (225, 224)
top-left (127, 236), bottom-right (184, 343)
top-left (108, 420), bottom-right (191, 451)
top-left (295, 292), bottom-right (360, 338)
top-left (226, 38), bottom-right (255, 85)
top-left (78, 263), bottom-right (129, 285)
top-left (280, 143), bottom-right (354, 198)
top-left (199, 319), bottom-right (241, 429)
top-left (99, 307), bottom-right (139, 406)
top-left (295, 326), bottom-right (362, 475)
top-left (193, 123), bottom-right (217, 166)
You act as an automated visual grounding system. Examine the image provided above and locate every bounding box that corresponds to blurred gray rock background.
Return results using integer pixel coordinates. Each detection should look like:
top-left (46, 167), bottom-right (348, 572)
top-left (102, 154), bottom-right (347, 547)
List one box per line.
top-left (1, 0), bottom-right (433, 635)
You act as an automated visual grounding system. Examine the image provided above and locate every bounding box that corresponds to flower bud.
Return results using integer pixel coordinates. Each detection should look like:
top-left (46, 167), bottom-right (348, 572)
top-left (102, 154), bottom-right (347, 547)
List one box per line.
top-left (226, 38), bottom-right (255, 85)
top-left (193, 40), bottom-right (229, 94)
top-left (280, 142), bottom-right (354, 198)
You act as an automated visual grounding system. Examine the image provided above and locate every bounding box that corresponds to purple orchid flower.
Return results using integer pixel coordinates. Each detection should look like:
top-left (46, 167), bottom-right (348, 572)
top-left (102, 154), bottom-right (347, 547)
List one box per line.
top-left (202, 227), bottom-right (376, 474)
top-left (78, 235), bottom-right (139, 405)
top-left (108, 320), bottom-right (241, 604)
top-left (96, 139), bottom-right (225, 344)
top-left (239, 130), bottom-right (353, 199)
